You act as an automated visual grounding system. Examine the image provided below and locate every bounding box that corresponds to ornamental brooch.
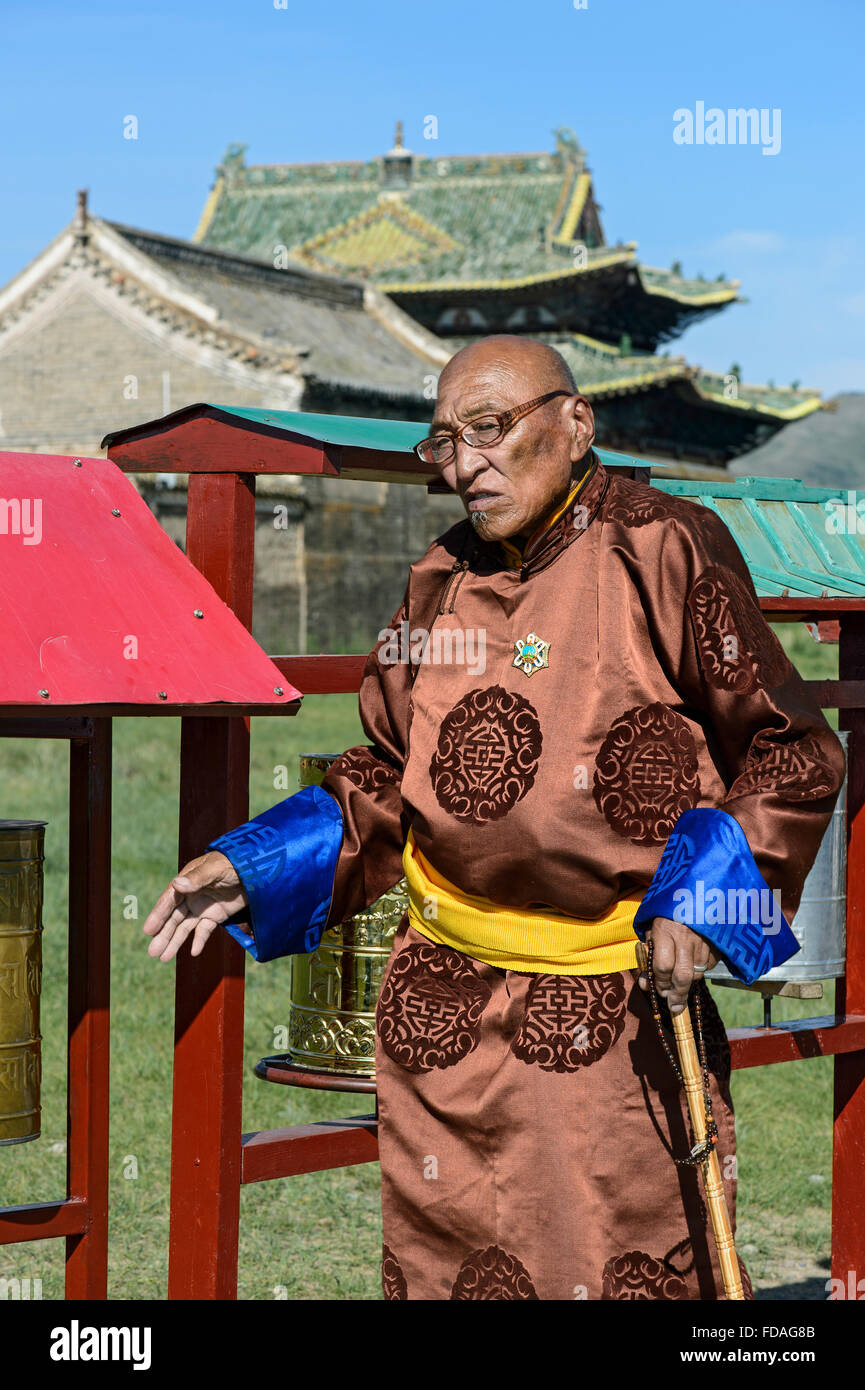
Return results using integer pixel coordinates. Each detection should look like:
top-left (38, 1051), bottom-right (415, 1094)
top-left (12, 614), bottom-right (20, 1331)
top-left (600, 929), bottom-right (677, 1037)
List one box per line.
top-left (513, 632), bottom-right (550, 677)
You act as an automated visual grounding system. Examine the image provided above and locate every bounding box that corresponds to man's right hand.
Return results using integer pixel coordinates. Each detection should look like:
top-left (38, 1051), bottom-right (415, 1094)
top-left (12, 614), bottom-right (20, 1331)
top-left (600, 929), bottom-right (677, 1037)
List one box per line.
top-left (142, 851), bottom-right (249, 962)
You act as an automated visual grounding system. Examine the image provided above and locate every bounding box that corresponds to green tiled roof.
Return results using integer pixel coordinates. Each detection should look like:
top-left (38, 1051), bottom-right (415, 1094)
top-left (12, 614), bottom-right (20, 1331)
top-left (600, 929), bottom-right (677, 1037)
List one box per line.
top-left (637, 264), bottom-right (739, 306)
top-left (563, 337), bottom-right (820, 419)
top-left (201, 163), bottom-right (585, 282)
top-left (690, 368), bottom-right (823, 419)
top-left (195, 132), bottom-right (736, 308)
top-left (550, 334), bottom-right (692, 395)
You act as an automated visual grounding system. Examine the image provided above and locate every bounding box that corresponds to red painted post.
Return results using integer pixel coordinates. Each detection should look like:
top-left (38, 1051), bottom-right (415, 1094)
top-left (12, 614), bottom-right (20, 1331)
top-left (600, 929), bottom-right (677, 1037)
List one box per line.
top-left (167, 473), bottom-right (256, 1299)
top-left (65, 718), bottom-right (112, 1298)
top-left (832, 611), bottom-right (865, 1288)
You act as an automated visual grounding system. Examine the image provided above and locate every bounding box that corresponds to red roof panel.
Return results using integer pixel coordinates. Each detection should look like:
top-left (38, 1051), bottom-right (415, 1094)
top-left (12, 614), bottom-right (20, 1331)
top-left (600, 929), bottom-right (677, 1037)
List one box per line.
top-left (0, 453), bottom-right (302, 708)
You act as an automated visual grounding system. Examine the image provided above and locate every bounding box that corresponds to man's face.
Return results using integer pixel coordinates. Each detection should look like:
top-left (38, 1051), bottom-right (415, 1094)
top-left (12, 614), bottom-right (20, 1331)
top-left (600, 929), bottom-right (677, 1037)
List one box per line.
top-left (429, 350), bottom-right (595, 543)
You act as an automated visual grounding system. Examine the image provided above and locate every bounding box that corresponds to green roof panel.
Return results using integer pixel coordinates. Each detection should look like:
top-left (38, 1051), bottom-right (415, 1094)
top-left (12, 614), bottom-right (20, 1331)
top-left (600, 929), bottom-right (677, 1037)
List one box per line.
top-left (654, 475), bottom-right (865, 598)
top-left (208, 404), bottom-right (428, 452)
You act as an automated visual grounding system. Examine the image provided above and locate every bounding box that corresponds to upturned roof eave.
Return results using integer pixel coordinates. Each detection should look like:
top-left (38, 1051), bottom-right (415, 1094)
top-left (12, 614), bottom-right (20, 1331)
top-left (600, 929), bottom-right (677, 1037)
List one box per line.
top-left (377, 264), bottom-right (741, 306)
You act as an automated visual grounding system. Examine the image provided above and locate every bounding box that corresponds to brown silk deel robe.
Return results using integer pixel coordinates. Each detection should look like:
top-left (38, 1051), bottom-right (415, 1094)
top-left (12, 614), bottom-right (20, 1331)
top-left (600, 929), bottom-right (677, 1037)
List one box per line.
top-left (316, 451), bottom-right (844, 1301)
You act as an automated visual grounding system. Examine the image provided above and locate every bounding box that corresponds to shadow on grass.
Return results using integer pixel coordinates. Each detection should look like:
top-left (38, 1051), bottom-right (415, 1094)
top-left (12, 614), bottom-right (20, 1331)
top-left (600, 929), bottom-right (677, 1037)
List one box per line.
top-left (754, 1277), bottom-right (830, 1301)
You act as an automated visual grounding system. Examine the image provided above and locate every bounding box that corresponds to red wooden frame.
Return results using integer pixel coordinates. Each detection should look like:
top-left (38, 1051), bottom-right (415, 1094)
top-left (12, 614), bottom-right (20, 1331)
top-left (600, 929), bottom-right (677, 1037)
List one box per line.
top-left (0, 428), bottom-right (862, 1300)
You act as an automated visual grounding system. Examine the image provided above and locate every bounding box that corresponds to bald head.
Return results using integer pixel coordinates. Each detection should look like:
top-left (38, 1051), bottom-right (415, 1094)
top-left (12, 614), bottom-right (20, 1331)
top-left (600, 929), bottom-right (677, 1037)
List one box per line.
top-left (439, 335), bottom-right (578, 400)
top-left (429, 335), bottom-right (595, 545)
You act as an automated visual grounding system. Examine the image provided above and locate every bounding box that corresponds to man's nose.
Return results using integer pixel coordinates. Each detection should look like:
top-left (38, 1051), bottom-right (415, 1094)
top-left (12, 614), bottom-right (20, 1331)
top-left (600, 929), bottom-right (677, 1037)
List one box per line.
top-left (454, 440), bottom-right (487, 486)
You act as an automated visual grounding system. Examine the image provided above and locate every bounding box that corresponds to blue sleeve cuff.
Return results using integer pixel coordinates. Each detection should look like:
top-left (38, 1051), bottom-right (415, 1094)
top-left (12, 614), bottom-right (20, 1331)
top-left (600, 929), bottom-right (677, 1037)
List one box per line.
top-left (207, 784), bottom-right (344, 963)
top-left (632, 807), bottom-right (801, 985)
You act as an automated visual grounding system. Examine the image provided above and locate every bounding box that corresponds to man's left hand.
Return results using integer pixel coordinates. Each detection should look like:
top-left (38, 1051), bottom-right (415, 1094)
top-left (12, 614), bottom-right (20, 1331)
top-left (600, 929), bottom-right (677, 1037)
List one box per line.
top-left (637, 917), bottom-right (720, 1016)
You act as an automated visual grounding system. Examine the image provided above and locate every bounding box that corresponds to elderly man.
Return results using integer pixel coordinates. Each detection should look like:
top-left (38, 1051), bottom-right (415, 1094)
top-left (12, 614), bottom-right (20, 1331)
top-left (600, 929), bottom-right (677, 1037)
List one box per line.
top-left (144, 335), bottom-right (845, 1301)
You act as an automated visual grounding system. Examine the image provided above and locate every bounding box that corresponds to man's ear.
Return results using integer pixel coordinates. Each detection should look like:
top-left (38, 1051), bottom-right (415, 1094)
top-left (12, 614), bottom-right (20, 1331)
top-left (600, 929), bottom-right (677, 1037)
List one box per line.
top-left (569, 395), bottom-right (595, 462)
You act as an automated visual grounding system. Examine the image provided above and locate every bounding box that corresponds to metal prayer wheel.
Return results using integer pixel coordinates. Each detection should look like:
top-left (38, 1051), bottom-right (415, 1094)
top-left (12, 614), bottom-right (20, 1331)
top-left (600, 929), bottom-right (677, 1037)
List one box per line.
top-left (0, 820), bottom-right (46, 1145)
top-left (286, 756), bottom-right (407, 1077)
top-left (707, 730), bottom-right (849, 985)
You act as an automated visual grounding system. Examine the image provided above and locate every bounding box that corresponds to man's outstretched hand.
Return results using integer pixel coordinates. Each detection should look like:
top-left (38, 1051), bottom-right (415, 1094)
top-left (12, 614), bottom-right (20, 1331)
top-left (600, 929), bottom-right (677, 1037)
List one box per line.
top-left (637, 917), bottom-right (720, 1016)
top-left (142, 851), bottom-right (249, 962)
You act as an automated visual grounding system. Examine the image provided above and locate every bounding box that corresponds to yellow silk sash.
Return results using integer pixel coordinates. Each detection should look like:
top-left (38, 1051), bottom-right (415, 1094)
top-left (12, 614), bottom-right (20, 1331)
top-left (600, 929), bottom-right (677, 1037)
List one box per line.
top-left (402, 828), bottom-right (642, 975)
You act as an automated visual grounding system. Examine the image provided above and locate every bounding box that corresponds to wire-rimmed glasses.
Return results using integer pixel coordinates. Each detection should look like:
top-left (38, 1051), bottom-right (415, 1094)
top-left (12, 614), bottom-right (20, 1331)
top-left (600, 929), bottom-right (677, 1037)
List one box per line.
top-left (414, 390), bottom-right (572, 466)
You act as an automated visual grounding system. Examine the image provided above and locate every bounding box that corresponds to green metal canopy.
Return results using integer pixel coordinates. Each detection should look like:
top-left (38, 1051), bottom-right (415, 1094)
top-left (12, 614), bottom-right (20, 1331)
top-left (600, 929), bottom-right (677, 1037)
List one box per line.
top-left (654, 475), bottom-right (865, 599)
top-left (200, 405), bottom-right (428, 452)
top-left (102, 405), bottom-right (865, 601)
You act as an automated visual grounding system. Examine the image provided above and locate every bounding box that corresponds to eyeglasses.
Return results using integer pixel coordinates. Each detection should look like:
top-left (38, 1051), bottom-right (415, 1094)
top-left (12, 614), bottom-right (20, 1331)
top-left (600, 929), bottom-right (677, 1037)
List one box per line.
top-left (414, 391), bottom-right (572, 466)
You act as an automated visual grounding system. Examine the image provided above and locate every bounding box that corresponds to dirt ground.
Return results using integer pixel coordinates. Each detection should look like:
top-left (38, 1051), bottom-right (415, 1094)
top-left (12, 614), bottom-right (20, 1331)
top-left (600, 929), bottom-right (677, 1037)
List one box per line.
top-left (738, 1211), bottom-right (833, 1301)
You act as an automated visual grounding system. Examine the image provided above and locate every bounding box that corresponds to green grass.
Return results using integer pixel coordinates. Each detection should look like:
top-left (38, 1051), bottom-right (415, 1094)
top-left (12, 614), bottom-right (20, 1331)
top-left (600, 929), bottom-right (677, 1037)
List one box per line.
top-left (0, 624), bottom-right (841, 1298)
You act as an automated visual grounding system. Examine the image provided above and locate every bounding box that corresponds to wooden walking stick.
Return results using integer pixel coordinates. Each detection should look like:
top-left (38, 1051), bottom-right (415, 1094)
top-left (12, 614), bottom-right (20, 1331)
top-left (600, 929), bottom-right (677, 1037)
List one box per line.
top-left (635, 940), bottom-right (745, 1301)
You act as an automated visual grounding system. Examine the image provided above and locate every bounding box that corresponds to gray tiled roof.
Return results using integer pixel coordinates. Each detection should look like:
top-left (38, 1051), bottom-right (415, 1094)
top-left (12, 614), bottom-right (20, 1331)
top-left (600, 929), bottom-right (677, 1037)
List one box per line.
top-left (108, 222), bottom-right (435, 399)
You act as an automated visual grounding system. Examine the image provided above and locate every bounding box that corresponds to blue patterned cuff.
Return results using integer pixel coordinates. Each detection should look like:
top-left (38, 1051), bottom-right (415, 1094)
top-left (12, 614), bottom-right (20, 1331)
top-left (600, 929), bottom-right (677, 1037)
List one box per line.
top-left (632, 807), bottom-right (801, 985)
top-left (207, 784), bottom-right (344, 963)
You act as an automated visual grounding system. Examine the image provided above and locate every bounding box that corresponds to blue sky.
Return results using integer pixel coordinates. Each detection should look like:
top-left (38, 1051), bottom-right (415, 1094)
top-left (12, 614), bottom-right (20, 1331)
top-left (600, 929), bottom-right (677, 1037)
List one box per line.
top-left (2, 0), bottom-right (862, 396)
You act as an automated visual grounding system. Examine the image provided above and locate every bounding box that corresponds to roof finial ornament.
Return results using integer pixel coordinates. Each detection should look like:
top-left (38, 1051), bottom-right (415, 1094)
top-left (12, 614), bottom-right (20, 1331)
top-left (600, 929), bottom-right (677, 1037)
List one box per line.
top-left (218, 143), bottom-right (248, 182)
top-left (553, 127), bottom-right (586, 169)
top-left (381, 120), bottom-right (413, 191)
top-left (74, 188), bottom-right (89, 240)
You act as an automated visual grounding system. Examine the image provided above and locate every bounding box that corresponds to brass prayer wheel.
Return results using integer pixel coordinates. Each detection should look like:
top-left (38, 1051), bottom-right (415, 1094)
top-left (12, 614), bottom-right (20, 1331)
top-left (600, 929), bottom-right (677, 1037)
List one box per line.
top-left (0, 820), bottom-right (46, 1145)
top-left (286, 756), bottom-right (407, 1077)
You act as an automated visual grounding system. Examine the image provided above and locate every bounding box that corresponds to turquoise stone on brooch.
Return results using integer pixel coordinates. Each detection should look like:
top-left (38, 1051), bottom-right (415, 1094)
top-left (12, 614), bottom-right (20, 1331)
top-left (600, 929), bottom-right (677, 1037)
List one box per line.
top-left (513, 632), bottom-right (550, 677)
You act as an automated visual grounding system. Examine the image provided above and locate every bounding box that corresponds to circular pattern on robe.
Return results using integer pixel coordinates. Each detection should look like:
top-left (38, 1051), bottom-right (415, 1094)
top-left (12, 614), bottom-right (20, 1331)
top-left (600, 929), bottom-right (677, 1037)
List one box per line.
top-left (450, 1245), bottom-right (539, 1300)
top-left (688, 564), bottom-right (793, 694)
top-left (326, 746), bottom-right (400, 792)
top-left (511, 973), bottom-right (627, 1072)
top-left (376, 941), bottom-right (492, 1073)
top-left (381, 1245), bottom-right (408, 1300)
top-left (728, 728), bottom-right (842, 803)
top-left (601, 1250), bottom-right (689, 1300)
top-left (593, 703), bottom-right (701, 844)
top-left (429, 685), bottom-right (543, 823)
